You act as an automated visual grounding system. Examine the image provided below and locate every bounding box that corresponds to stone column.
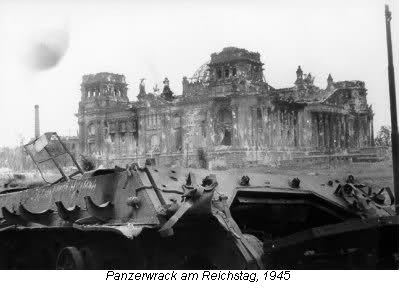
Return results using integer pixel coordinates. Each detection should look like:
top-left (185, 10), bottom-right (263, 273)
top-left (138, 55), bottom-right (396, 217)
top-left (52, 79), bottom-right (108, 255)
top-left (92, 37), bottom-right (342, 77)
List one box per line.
top-left (361, 115), bottom-right (366, 148)
top-left (324, 113), bottom-right (329, 153)
top-left (334, 114), bottom-right (339, 150)
top-left (326, 114), bottom-right (335, 153)
top-left (78, 120), bottom-right (86, 153)
top-left (113, 120), bottom-right (119, 156)
top-left (370, 117), bottom-right (375, 146)
top-left (366, 116), bottom-right (371, 147)
top-left (328, 114), bottom-right (334, 152)
top-left (287, 109), bottom-right (292, 147)
top-left (318, 113), bottom-right (324, 150)
top-left (96, 120), bottom-right (101, 155)
top-left (287, 109), bottom-right (291, 147)
top-left (159, 114), bottom-right (166, 153)
top-left (266, 107), bottom-right (271, 147)
top-left (126, 131), bottom-right (134, 155)
top-left (365, 115), bottom-right (369, 147)
top-left (302, 109), bottom-right (313, 149)
top-left (348, 116), bottom-right (354, 149)
top-left (283, 109), bottom-right (288, 147)
top-left (336, 114), bottom-right (341, 150)
top-left (293, 110), bottom-right (298, 148)
top-left (340, 115), bottom-right (345, 149)
top-left (344, 115), bottom-right (349, 149)
top-left (261, 106), bottom-right (267, 148)
top-left (289, 110), bottom-right (293, 147)
top-left (251, 107), bottom-right (256, 148)
top-left (284, 109), bottom-right (288, 147)
top-left (290, 110), bottom-right (295, 147)
top-left (137, 111), bottom-right (147, 156)
top-left (273, 110), bottom-right (278, 148)
top-left (311, 112), bottom-right (318, 149)
top-left (232, 105), bottom-right (239, 148)
top-left (282, 108), bottom-right (286, 147)
top-left (353, 116), bottom-right (359, 148)
top-left (277, 109), bottom-right (282, 148)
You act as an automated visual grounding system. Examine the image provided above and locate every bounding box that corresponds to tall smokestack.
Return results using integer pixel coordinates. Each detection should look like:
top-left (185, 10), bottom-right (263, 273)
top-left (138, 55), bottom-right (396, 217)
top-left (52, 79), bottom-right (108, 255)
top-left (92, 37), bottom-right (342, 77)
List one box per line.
top-left (34, 105), bottom-right (40, 138)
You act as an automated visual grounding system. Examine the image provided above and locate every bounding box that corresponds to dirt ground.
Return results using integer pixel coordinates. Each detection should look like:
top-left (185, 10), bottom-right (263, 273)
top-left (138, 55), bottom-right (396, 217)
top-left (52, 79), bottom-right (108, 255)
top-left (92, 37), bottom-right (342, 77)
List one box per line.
top-left (0, 160), bottom-right (395, 193)
top-left (244, 159), bottom-right (395, 192)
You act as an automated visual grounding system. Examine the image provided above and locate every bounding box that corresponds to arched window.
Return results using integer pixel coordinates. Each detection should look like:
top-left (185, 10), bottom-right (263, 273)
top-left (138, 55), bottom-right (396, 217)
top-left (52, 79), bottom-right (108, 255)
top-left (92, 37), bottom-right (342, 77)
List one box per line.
top-left (201, 120), bottom-right (207, 137)
top-left (224, 68), bottom-right (229, 78)
top-left (218, 108), bottom-right (232, 124)
top-left (173, 114), bottom-right (181, 129)
top-left (88, 123), bottom-right (95, 136)
top-left (173, 114), bottom-right (182, 151)
top-left (88, 143), bottom-right (95, 154)
top-left (256, 108), bottom-right (263, 128)
top-left (150, 135), bottom-right (160, 152)
top-left (217, 108), bottom-right (232, 146)
top-left (217, 69), bottom-right (222, 79)
top-left (120, 121), bottom-right (127, 132)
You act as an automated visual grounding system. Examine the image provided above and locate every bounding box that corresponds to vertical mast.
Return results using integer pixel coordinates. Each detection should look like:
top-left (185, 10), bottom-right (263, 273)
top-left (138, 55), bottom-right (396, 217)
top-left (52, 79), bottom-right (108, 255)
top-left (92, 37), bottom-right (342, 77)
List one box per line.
top-left (34, 105), bottom-right (40, 139)
top-left (385, 5), bottom-right (399, 215)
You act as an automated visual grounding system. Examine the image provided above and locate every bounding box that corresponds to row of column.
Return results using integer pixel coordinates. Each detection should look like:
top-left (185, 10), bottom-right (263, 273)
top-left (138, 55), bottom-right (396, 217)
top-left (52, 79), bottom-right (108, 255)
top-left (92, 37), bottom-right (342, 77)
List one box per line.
top-left (81, 86), bottom-right (127, 99)
top-left (312, 112), bottom-right (347, 152)
top-left (311, 112), bottom-right (374, 151)
top-left (249, 107), bottom-right (300, 149)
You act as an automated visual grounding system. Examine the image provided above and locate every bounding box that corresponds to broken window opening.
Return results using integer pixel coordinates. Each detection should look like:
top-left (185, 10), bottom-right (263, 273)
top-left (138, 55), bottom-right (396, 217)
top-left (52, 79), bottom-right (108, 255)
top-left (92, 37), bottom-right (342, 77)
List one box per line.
top-left (219, 108), bottom-right (232, 124)
top-left (172, 114), bottom-right (183, 152)
top-left (225, 68), bottom-right (229, 78)
top-left (88, 143), bottom-right (95, 154)
top-left (257, 108), bottom-right (262, 121)
top-left (121, 133), bottom-right (126, 143)
top-left (217, 69), bottom-right (222, 79)
top-left (150, 135), bottom-right (160, 152)
top-left (217, 108), bottom-right (233, 146)
top-left (175, 128), bottom-right (183, 152)
top-left (120, 121), bottom-right (127, 132)
top-left (232, 67), bottom-right (237, 76)
top-left (201, 120), bottom-right (207, 138)
top-left (110, 133), bottom-right (115, 143)
top-left (88, 123), bottom-right (95, 136)
top-left (172, 114), bottom-right (181, 128)
top-left (221, 129), bottom-right (232, 146)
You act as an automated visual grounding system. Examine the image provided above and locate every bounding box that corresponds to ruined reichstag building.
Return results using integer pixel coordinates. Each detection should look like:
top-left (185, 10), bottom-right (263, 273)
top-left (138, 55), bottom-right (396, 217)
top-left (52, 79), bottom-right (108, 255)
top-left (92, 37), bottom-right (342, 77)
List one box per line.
top-left (77, 47), bottom-right (374, 168)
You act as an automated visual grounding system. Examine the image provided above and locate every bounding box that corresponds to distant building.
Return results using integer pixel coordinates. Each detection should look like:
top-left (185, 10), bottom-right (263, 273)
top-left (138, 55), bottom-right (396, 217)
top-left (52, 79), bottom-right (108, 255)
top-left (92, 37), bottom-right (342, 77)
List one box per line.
top-left (76, 47), bottom-right (374, 168)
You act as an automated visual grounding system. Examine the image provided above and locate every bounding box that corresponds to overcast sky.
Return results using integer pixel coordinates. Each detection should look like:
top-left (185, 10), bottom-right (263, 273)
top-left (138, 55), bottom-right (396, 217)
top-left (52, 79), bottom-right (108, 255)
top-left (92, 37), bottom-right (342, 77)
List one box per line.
top-left (0, 0), bottom-right (398, 147)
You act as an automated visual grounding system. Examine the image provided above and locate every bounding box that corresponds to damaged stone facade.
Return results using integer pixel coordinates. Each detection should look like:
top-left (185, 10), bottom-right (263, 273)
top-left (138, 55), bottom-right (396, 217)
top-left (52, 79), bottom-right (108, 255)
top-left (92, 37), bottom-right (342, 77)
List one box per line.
top-left (77, 47), bottom-right (374, 168)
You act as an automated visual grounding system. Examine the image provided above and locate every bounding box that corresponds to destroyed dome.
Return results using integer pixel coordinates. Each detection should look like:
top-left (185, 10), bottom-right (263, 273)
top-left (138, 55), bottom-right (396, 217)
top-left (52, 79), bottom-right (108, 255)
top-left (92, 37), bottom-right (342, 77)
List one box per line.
top-left (210, 47), bottom-right (262, 65)
top-left (191, 61), bottom-right (210, 82)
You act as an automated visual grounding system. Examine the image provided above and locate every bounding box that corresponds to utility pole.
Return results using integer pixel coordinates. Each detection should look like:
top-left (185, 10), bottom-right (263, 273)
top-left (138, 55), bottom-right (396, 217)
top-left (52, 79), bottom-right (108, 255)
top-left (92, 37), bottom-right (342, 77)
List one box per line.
top-left (385, 5), bottom-right (399, 215)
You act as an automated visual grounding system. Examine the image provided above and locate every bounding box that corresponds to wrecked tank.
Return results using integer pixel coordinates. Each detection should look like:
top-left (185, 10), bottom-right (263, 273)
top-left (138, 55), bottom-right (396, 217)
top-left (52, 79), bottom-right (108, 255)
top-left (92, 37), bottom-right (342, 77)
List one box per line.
top-left (0, 132), bottom-right (398, 269)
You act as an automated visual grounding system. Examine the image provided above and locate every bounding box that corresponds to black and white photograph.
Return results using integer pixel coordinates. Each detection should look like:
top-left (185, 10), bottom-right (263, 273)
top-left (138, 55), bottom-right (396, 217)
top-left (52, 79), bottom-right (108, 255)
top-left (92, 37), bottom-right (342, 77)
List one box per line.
top-left (0, 0), bottom-right (398, 275)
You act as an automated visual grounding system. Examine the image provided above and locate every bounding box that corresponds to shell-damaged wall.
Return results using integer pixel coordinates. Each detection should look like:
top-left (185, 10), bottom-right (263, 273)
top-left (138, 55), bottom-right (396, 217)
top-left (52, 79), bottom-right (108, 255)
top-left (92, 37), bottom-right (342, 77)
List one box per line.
top-left (76, 48), bottom-right (375, 169)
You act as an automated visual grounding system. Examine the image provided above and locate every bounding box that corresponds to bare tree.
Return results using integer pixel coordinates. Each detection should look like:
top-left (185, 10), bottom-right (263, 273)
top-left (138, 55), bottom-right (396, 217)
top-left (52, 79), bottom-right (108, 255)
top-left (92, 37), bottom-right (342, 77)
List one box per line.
top-left (375, 125), bottom-right (391, 146)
